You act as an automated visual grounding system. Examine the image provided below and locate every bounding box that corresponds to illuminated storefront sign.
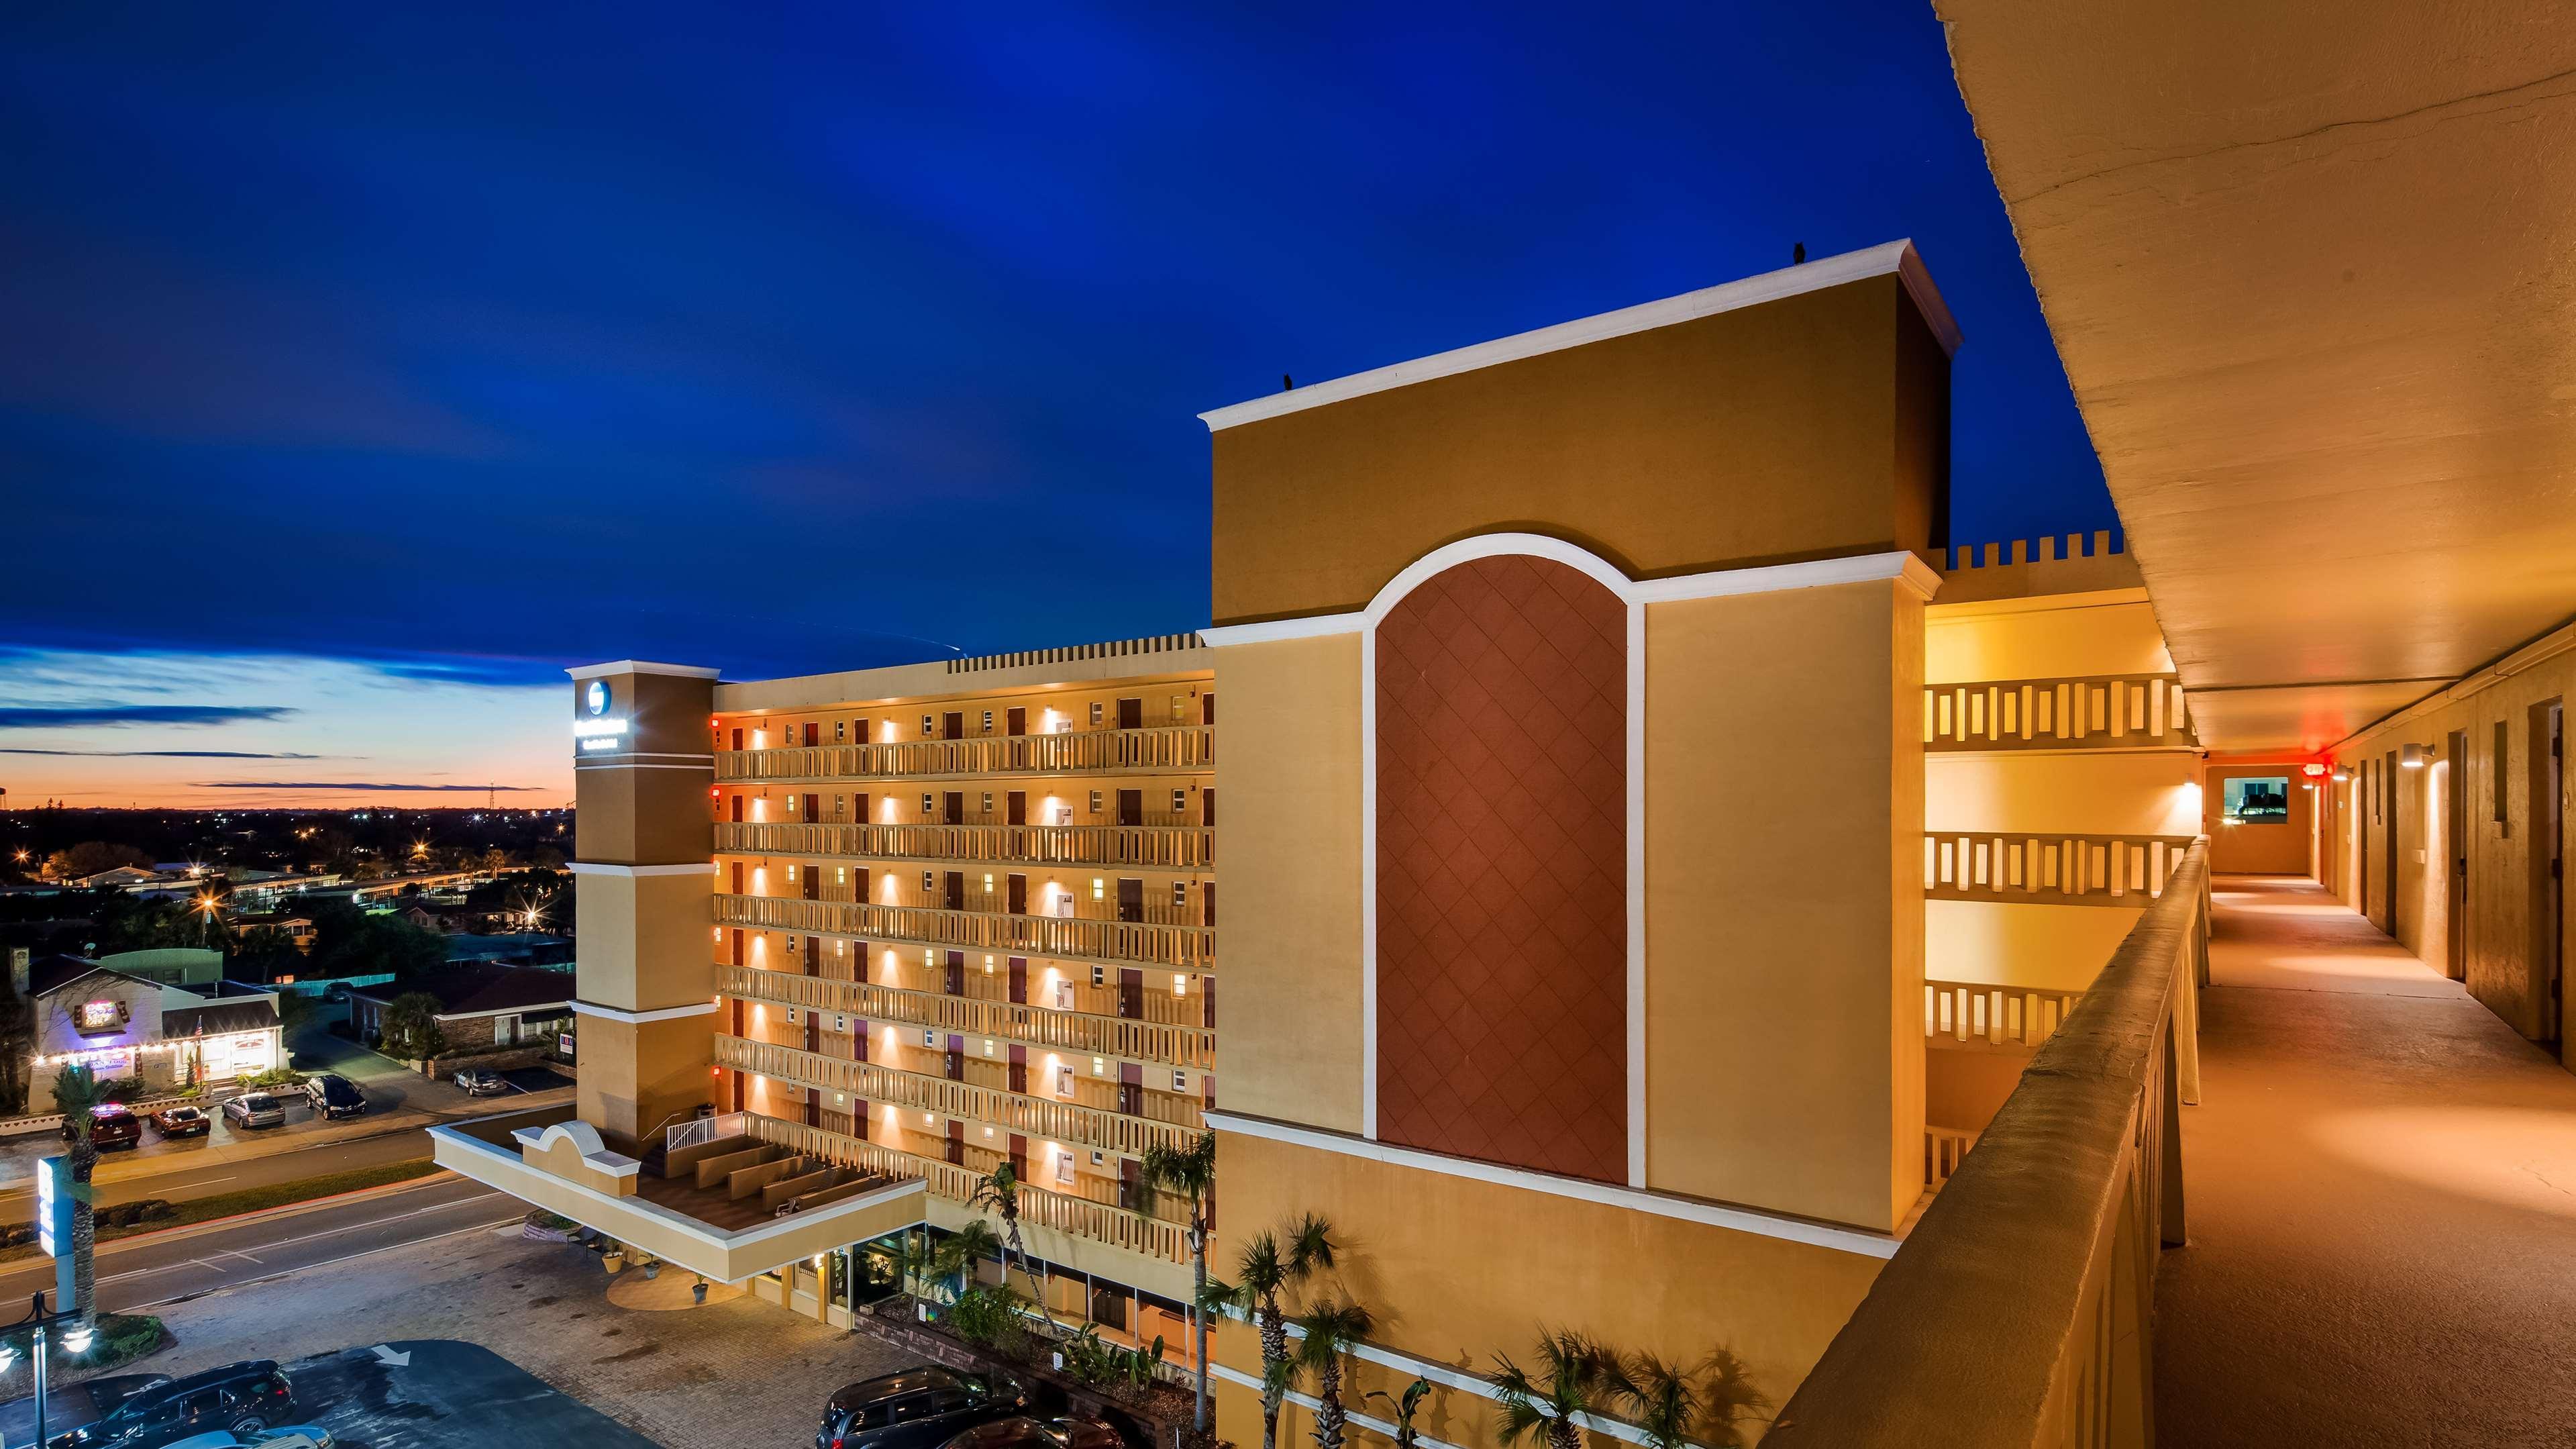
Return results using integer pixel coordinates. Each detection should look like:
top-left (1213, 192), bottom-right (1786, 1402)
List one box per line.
top-left (74, 1000), bottom-right (123, 1033)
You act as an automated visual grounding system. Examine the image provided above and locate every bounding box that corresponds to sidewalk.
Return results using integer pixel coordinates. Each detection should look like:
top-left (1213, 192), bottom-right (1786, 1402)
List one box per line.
top-left (2154, 876), bottom-right (2576, 1448)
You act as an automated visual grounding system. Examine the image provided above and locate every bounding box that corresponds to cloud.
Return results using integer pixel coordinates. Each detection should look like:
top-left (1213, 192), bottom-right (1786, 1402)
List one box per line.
top-left (0, 748), bottom-right (322, 759)
top-left (191, 781), bottom-right (544, 793)
top-left (0, 705), bottom-right (297, 729)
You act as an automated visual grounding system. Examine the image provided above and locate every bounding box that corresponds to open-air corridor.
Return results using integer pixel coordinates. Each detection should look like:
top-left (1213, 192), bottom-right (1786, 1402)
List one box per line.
top-left (2155, 875), bottom-right (2576, 1447)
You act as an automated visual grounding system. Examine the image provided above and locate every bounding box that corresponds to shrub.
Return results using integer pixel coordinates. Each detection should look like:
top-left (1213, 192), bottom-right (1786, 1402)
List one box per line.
top-left (947, 1285), bottom-right (1029, 1359)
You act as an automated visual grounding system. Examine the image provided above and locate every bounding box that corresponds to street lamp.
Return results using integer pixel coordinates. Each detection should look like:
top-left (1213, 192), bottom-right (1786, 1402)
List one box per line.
top-left (0, 1292), bottom-right (93, 1448)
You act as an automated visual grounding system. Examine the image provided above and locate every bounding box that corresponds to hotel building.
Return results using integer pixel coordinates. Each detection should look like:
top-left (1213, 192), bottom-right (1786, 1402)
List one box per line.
top-left (437, 638), bottom-right (1219, 1347)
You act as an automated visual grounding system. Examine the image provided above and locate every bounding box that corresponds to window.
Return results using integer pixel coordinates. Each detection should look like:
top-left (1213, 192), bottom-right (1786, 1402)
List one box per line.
top-left (1090, 702), bottom-right (1104, 726)
top-left (835, 721), bottom-right (845, 742)
top-left (2495, 719), bottom-right (2511, 822)
top-left (833, 794), bottom-right (844, 818)
top-left (923, 1029), bottom-right (937, 1047)
top-left (1172, 881), bottom-right (1186, 908)
top-left (982, 710), bottom-right (993, 732)
top-left (2222, 777), bottom-right (2291, 823)
top-left (920, 713), bottom-right (934, 737)
top-left (1089, 790), bottom-right (1103, 814)
top-left (982, 792), bottom-right (993, 813)
top-left (920, 793), bottom-right (934, 815)
top-left (1090, 1150), bottom-right (1104, 1165)
top-left (835, 1015), bottom-right (847, 1032)
top-left (1172, 788), bottom-right (1186, 814)
top-left (786, 1006), bottom-right (798, 1024)
top-left (1056, 1153), bottom-right (1074, 1185)
top-left (1055, 1064), bottom-right (1075, 1095)
top-left (1091, 877), bottom-right (1104, 901)
top-left (921, 870), bottom-right (934, 891)
top-left (1091, 965), bottom-right (1106, 987)
top-left (786, 864), bottom-right (798, 882)
top-left (1172, 695), bottom-right (1184, 721)
top-left (1172, 1070), bottom-right (1187, 1091)
top-left (835, 866), bottom-right (846, 885)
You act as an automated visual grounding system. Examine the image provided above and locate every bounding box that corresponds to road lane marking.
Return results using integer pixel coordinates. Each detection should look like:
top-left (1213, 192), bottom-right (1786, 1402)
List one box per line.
top-left (125, 1215), bottom-right (523, 1310)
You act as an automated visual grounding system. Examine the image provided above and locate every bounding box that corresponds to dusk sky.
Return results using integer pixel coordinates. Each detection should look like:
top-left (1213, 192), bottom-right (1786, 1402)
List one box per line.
top-left (1, 2), bottom-right (2112, 808)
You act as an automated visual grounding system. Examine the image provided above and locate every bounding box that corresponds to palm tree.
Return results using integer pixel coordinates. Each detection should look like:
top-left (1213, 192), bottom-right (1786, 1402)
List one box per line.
top-left (933, 1218), bottom-right (1007, 1301)
top-left (1610, 1353), bottom-right (1697, 1449)
top-left (51, 1063), bottom-right (107, 1333)
top-left (1215, 1214), bottom-right (1340, 1449)
top-left (1490, 1330), bottom-right (1618, 1449)
top-left (1290, 1298), bottom-right (1374, 1449)
top-left (966, 1162), bottom-right (1056, 1326)
top-left (1138, 1130), bottom-right (1218, 1435)
top-left (1363, 1377), bottom-right (1433, 1449)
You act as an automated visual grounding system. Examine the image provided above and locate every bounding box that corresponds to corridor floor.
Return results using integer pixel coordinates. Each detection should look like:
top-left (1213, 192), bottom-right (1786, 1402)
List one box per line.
top-left (2154, 875), bottom-right (2576, 1448)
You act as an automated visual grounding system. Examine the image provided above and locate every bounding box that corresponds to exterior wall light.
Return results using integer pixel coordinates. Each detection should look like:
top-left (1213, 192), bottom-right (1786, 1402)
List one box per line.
top-left (2402, 743), bottom-right (2426, 768)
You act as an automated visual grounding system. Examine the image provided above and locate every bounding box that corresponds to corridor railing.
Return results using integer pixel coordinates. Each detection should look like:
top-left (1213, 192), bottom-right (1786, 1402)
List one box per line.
top-left (1924, 979), bottom-right (2085, 1052)
top-left (1769, 839), bottom-right (2208, 1449)
top-left (1924, 832), bottom-right (2198, 906)
top-left (1924, 673), bottom-right (2195, 751)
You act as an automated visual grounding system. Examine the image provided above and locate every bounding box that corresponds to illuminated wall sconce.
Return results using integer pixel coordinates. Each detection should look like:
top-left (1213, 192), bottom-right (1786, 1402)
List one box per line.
top-left (2331, 768), bottom-right (2350, 783)
top-left (2402, 743), bottom-right (2426, 768)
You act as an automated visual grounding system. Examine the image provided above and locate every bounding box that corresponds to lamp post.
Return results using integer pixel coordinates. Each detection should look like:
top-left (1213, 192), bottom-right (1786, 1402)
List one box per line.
top-left (0, 1291), bottom-right (95, 1449)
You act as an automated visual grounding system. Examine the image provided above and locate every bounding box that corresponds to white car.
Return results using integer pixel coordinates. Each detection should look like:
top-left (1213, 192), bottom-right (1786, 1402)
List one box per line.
top-left (165, 1428), bottom-right (334, 1449)
top-left (223, 1093), bottom-right (287, 1130)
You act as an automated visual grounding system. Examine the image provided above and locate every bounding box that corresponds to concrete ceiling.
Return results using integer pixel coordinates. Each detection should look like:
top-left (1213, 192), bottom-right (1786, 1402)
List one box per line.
top-left (1936, 2), bottom-right (2576, 751)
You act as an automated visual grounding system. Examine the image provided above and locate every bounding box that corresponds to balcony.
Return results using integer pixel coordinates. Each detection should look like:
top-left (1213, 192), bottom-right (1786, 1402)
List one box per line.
top-left (713, 892), bottom-right (1214, 971)
top-left (717, 963), bottom-right (1215, 1068)
top-left (1924, 672), bottom-right (2196, 752)
top-left (717, 820), bottom-right (1215, 871)
top-left (1769, 840), bottom-right (2209, 1446)
top-left (426, 1104), bottom-right (927, 1283)
top-left (1923, 831), bottom-right (2196, 906)
top-left (1923, 978), bottom-right (2083, 1052)
top-left (715, 725), bottom-right (1215, 783)
top-left (740, 1112), bottom-right (1194, 1266)
top-left (713, 1033), bottom-right (1204, 1156)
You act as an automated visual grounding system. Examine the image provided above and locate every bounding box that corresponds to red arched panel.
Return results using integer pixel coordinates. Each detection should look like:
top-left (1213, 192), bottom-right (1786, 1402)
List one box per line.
top-left (1376, 552), bottom-right (1627, 1183)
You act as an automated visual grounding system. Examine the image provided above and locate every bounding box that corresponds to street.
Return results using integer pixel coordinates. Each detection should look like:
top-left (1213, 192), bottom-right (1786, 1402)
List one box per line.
top-left (0, 1174), bottom-right (516, 1316)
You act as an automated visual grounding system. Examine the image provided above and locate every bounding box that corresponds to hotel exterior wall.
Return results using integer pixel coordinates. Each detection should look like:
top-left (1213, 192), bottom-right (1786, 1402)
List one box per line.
top-left (1208, 1132), bottom-right (1887, 1449)
top-left (1645, 580), bottom-right (1924, 1232)
top-left (574, 870), bottom-right (714, 1015)
top-left (2334, 638), bottom-right (2575, 1042)
top-left (1213, 632), bottom-right (1366, 1131)
top-left (1210, 275), bottom-right (1946, 626)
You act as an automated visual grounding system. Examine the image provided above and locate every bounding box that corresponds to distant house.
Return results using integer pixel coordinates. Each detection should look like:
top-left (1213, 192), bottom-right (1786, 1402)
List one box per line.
top-left (350, 963), bottom-right (574, 1053)
top-left (229, 913), bottom-right (317, 952)
top-left (17, 954), bottom-right (282, 1113)
top-left (63, 865), bottom-right (164, 891)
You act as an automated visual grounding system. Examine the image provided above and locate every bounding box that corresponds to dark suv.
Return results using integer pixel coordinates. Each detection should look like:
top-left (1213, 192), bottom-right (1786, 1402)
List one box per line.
top-left (815, 1367), bottom-right (1024, 1449)
top-left (304, 1073), bottom-right (366, 1120)
top-left (70, 1360), bottom-right (295, 1447)
top-left (64, 1104), bottom-right (141, 1151)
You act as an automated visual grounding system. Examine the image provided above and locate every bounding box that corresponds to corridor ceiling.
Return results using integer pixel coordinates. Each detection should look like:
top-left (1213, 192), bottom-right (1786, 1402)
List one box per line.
top-left (1937, 2), bottom-right (2576, 750)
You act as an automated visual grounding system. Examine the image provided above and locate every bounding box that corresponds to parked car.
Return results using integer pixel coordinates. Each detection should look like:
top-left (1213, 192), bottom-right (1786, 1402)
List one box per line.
top-left (66, 1104), bottom-right (142, 1150)
top-left (815, 1367), bottom-right (1025, 1449)
top-left (0, 1370), bottom-right (170, 1448)
top-left (454, 1065), bottom-right (511, 1097)
top-left (68, 1360), bottom-right (295, 1448)
top-left (222, 1094), bottom-right (287, 1130)
top-left (148, 1106), bottom-right (211, 1138)
top-left (322, 983), bottom-right (350, 1003)
top-left (941, 1417), bottom-right (1127, 1449)
top-left (302, 1075), bottom-right (365, 1120)
top-left (164, 1428), bottom-right (333, 1449)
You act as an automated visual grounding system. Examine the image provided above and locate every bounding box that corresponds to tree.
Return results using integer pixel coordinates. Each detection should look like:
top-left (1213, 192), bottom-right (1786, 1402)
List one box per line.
top-left (1290, 1298), bottom-right (1374, 1449)
top-left (1215, 1214), bottom-right (1339, 1449)
top-left (933, 1219), bottom-right (1007, 1301)
top-left (44, 842), bottom-right (149, 882)
top-left (52, 1063), bottom-right (107, 1333)
top-left (966, 1162), bottom-right (1058, 1328)
top-left (1138, 1130), bottom-right (1218, 1435)
top-left (1490, 1331), bottom-right (1620, 1449)
top-left (378, 993), bottom-right (450, 1060)
top-left (1365, 1378), bottom-right (1433, 1449)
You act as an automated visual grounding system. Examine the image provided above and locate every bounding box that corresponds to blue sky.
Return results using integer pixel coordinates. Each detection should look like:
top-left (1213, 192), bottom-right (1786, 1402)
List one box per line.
top-left (0, 1), bottom-right (2111, 806)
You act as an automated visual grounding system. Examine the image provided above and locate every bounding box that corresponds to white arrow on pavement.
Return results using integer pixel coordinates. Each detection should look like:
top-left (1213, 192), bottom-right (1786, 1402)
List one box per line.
top-left (370, 1344), bottom-right (411, 1368)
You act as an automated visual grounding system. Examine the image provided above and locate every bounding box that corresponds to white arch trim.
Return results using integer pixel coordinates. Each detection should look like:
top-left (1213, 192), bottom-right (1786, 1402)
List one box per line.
top-left (1204, 534), bottom-right (1937, 1190)
top-left (1198, 541), bottom-right (1939, 646)
top-left (512, 1118), bottom-right (641, 1179)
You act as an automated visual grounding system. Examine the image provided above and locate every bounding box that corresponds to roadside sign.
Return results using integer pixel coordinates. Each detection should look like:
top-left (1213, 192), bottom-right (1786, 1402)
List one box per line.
top-left (36, 1154), bottom-right (74, 1307)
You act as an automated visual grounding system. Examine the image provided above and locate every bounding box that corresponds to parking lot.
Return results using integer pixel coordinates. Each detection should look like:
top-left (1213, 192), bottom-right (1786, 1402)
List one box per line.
top-left (116, 1215), bottom-right (914, 1448)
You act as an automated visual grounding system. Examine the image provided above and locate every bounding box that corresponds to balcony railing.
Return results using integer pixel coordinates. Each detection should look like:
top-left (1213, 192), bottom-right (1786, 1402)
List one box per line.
top-left (717, 964), bottom-right (1215, 1068)
top-left (714, 1034), bottom-right (1203, 1157)
top-left (1924, 979), bottom-right (2084, 1053)
top-left (717, 821), bottom-right (1215, 871)
top-left (713, 893), bottom-right (1214, 971)
top-left (743, 1113), bottom-right (1192, 1265)
top-left (1924, 673), bottom-right (2195, 752)
top-left (1768, 840), bottom-right (2208, 1448)
top-left (1924, 832), bottom-right (2197, 906)
top-left (715, 726), bottom-right (1215, 783)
